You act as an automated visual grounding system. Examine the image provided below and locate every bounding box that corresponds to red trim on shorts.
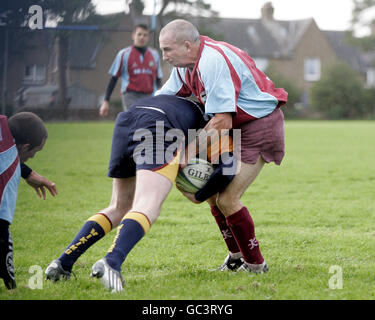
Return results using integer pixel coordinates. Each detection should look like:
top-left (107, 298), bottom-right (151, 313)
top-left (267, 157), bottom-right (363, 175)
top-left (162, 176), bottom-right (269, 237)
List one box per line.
top-left (97, 213), bottom-right (113, 230)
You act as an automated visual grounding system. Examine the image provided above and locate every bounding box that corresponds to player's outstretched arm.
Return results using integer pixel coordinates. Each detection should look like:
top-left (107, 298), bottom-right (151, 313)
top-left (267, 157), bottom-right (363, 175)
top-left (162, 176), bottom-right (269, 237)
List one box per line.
top-left (24, 170), bottom-right (58, 200)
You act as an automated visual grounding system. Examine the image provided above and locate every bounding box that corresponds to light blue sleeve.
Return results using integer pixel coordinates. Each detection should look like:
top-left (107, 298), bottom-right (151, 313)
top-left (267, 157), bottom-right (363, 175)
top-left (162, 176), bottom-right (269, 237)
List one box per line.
top-left (156, 67), bottom-right (189, 96)
top-left (199, 48), bottom-right (238, 114)
top-left (108, 49), bottom-right (128, 77)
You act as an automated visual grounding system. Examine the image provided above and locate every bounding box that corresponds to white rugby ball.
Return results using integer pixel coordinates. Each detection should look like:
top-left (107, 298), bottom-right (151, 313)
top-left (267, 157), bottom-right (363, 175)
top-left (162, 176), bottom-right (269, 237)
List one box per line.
top-left (175, 158), bottom-right (214, 193)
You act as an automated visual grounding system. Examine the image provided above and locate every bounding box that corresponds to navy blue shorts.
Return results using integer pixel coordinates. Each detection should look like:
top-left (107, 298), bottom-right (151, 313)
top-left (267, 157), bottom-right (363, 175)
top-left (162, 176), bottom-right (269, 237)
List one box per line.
top-left (108, 108), bottom-right (184, 179)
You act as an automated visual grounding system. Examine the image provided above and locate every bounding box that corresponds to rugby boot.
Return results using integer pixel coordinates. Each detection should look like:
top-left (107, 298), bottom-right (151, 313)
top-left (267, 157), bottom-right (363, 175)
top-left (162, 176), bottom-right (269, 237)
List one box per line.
top-left (90, 258), bottom-right (125, 293)
top-left (216, 253), bottom-right (244, 271)
top-left (45, 259), bottom-right (72, 281)
top-left (237, 261), bottom-right (269, 274)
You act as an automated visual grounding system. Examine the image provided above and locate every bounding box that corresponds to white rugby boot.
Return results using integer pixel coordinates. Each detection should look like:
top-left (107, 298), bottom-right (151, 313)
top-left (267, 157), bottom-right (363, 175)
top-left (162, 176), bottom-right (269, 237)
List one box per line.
top-left (90, 258), bottom-right (125, 293)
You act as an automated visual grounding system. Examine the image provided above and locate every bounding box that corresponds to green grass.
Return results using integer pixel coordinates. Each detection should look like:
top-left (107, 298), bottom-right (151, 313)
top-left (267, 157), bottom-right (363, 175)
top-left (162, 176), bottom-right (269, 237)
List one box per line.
top-left (1, 120), bottom-right (374, 300)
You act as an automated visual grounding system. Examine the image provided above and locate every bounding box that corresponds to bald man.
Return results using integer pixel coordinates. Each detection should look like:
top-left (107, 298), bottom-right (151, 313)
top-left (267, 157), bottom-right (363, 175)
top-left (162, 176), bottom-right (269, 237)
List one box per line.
top-left (157, 19), bottom-right (288, 274)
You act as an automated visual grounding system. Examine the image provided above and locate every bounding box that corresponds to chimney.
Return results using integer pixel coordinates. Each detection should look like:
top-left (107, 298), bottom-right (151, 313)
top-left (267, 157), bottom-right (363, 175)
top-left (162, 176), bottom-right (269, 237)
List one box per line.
top-left (261, 2), bottom-right (274, 20)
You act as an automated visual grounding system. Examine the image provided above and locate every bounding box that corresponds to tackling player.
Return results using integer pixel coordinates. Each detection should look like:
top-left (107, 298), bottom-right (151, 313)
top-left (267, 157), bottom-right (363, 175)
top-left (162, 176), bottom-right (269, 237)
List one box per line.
top-left (158, 19), bottom-right (287, 273)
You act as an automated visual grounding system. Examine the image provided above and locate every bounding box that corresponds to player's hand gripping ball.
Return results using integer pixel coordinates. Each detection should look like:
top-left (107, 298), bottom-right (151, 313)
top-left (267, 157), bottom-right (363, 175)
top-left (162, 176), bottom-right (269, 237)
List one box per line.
top-left (175, 158), bottom-right (214, 193)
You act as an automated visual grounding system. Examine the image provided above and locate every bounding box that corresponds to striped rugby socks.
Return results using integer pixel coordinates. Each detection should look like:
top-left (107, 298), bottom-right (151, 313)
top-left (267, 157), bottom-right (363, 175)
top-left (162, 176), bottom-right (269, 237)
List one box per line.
top-left (105, 212), bottom-right (151, 272)
top-left (58, 213), bottom-right (112, 272)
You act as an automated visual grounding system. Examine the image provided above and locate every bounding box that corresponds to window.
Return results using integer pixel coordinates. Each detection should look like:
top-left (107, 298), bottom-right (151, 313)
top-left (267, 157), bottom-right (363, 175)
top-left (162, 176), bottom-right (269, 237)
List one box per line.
top-left (366, 68), bottom-right (375, 88)
top-left (23, 65), bottom-right (46, 84)
top-left (304, 58), bottom-right (321, 82)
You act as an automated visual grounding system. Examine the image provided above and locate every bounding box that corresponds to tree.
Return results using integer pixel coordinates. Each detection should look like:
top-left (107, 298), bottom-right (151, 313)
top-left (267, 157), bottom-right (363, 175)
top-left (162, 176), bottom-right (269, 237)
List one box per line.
top-left (157, 0), bottom-right (219, 35)
top-left (348, 0), bottom-right (375, 50)
top-left (42, 1), bottom-right (98, 114)
top-left (1, 1), bottom-right (109, 116)
top-left (0, 1), bottom-right (39, 26)
top-left (310, 62), bottom-right (366, 119)
top-left (1, 1), bottom-right (43, 114)
top-left (352, 0), bottom-right (375, 31)
top-left (126, 0), bottom-right (145, 17)
top-left (125, 0), bottom-right (218, 33)
top-left (265, 65), bottom-right (303, 119)
top-left (155, 0), bottom-right (217, 17)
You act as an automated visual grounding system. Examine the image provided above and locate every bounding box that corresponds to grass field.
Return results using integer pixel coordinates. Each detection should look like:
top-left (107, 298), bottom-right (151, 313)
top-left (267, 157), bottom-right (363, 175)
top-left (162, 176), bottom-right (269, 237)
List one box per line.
top-left (1, 120), bottom-right (374, 300)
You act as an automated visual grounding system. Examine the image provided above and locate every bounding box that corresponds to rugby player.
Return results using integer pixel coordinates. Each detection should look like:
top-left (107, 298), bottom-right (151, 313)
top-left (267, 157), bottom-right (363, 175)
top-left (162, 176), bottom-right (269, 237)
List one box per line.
top-left (45, 94), bottom-right (234, 292)
top-left (99, 24), bottom-right (163, 117)
top-left (158, 19), bottom-right (287, 273)
top-left (0, 112), bottom-right (57, 290)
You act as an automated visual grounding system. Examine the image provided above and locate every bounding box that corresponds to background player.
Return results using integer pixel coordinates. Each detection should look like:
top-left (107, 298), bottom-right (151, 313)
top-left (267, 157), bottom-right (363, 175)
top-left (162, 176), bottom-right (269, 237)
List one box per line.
top-left (99, 24), bottom-right (163, 117)
top-left (0, 112), bottom-right (57, 290)
top-left (157, 19), bottom-right (287, 273)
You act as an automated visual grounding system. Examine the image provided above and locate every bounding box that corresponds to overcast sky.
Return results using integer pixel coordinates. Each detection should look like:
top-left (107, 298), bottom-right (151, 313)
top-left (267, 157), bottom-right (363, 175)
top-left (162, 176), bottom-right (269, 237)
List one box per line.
top-left (92, 0), bottom-right (359, 33)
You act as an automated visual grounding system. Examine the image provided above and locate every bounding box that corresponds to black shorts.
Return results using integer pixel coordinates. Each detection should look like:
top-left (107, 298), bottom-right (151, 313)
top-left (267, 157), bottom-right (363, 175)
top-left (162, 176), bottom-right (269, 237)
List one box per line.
top-left (108, 107), bottom-right (184, 180)
top-left (0, 219), bottom-right (16, 289)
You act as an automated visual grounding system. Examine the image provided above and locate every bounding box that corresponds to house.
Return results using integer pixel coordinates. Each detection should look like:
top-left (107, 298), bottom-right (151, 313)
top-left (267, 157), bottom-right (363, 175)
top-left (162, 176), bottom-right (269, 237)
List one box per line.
top-left (2, 14), bottom-right (158, 113)
top-left (1, 29), bottom-right (54, 110)
top-left (203, 2), bottom-right (375, 106)
top-left (324, 30), bottom-right (375, 88)
top-left (1, 2), bottom-right (374, 115)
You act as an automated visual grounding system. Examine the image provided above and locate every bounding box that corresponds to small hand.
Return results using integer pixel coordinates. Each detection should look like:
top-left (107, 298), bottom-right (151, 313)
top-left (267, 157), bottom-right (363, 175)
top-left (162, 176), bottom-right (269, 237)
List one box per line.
top-left (99, 100), bottom-right (109, 117)
top-left (176, 183), bottom-right (201, 204)
top-left (25, 171), bottom-right (58, 200)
